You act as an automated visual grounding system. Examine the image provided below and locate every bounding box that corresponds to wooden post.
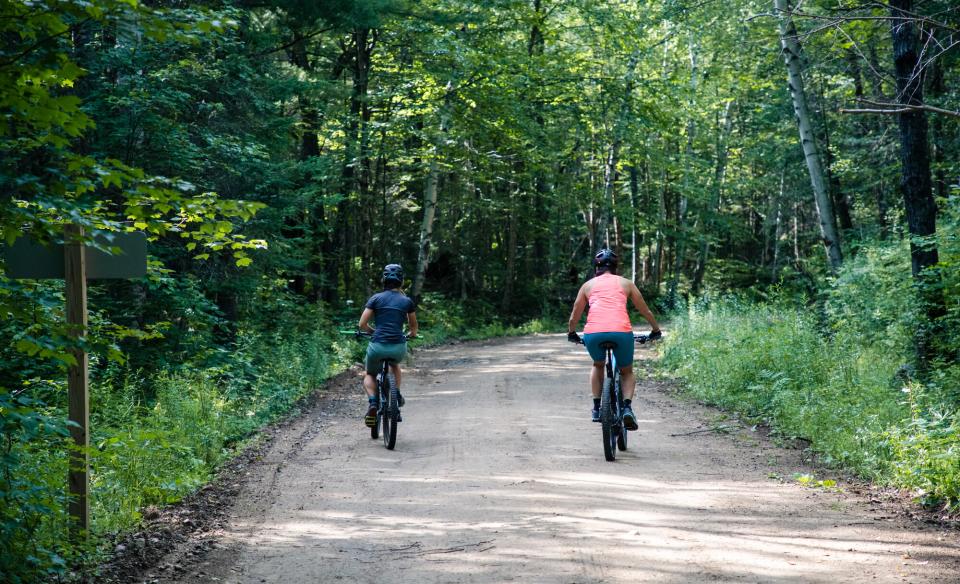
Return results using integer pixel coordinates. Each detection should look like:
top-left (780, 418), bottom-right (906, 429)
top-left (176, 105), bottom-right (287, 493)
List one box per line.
top-left (64, 225), bottom-right (89, 537)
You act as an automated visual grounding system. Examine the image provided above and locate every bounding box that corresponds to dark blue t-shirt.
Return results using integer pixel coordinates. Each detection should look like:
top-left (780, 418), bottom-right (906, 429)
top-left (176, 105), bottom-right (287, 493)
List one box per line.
top-left (365, 290), bottom-right (416, 344)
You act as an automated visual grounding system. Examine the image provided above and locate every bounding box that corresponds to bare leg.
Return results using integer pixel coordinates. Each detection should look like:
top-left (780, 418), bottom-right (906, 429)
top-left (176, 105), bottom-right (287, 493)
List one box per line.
top-left (390, 363), bottom-right (402, 389)
top-left (620, 366), bottom-right (635, 400)
top-left (590, 361), bottom-right (604, 398)
top-left (363, 373), bottom-right (377, 397)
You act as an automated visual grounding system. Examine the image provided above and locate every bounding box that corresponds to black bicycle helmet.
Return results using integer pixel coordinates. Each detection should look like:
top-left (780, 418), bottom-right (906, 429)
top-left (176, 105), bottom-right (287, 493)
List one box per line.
top-left (382, 263), bottom-right (404, 285)
top-left (593, 248), bottom-right (618, 272)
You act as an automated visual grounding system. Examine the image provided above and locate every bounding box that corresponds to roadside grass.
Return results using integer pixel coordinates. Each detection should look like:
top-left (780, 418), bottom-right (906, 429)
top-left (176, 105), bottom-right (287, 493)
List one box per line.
top-left (661, 294), bottom-right (960, 512)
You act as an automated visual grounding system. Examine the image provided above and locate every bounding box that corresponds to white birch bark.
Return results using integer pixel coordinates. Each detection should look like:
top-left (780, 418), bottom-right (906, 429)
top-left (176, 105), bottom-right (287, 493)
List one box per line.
top-left (774, 0), bottom-right (843, 272)
top-left (411, 89), bottom-right (451, 300)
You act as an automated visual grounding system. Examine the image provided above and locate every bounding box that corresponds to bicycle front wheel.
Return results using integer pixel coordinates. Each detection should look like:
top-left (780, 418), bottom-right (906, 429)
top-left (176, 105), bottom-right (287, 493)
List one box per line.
top-left (600, 377), bottom-right (616, 461)
top-left (382, 372), bottom-right (398, 450)
top-left (370, 387), bottom-right (380, 440)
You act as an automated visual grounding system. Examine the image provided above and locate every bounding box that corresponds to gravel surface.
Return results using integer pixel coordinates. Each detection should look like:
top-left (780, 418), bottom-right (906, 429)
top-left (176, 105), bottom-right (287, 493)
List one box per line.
top-left (118, 334), bottom-right (959, 583)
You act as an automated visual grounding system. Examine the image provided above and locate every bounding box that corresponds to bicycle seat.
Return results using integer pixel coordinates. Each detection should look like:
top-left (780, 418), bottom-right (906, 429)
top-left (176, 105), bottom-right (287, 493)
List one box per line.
top-left (599, 341), bottom-right (618, 349)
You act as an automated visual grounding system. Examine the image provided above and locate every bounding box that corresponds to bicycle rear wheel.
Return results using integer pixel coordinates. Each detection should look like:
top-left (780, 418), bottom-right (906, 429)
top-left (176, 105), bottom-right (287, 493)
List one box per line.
top-left (600, 377), bottom-right (616, 461)
top-left (615, 375), bottom-right (628, 451)
top-left (382, 372), bottom-right (398, 450)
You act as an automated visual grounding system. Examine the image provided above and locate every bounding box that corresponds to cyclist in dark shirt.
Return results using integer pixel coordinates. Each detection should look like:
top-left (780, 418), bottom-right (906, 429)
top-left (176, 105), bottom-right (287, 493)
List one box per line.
top-left (358, 264), bottom-right (418, 427)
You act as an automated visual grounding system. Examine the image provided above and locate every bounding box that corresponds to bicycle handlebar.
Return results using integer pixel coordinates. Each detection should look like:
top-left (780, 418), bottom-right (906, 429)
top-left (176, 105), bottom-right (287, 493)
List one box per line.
top-left (568, 331), bottom-right (663, 345)
top-left (634, 331), bottom-right (662, 344)
top-left (340, 330), bottom-right (415, 341)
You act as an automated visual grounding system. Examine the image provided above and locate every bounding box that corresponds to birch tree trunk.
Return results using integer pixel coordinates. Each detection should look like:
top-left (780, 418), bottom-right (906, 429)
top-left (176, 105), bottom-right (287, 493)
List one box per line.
top-left (411, 89), bottom-right (451, 302)
top-left (771, 164), bottom-right (787, 281)
top-left (774, 0), bottom-right (843, 272)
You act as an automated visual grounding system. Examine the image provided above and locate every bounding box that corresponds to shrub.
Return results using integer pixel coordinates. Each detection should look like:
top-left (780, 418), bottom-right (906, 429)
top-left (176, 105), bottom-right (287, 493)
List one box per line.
top-left (0, 391), bottom-right (73, 583)
top-left (662, 282), bottom-right (959, 508)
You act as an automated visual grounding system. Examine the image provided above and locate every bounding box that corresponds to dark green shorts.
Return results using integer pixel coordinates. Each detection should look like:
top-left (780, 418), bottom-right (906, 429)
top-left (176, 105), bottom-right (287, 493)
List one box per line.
top-left (365, 341), bottom-right (407, 374)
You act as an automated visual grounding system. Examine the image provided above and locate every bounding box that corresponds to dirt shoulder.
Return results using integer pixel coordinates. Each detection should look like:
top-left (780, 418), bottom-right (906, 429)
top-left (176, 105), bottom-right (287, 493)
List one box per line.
top-left (109, 335), bottom-right (960, 583)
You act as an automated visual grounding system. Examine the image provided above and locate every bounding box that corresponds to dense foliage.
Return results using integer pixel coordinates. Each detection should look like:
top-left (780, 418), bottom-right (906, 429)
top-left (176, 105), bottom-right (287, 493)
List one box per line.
top-left (662, 226), bottom-right (960, 507)
top-left (1, 0), bottom-right (958, 580)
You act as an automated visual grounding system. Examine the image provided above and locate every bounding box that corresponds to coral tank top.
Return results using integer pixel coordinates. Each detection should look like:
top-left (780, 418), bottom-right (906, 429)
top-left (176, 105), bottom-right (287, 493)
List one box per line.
top-left (584, 273), bottom-right (632, 334)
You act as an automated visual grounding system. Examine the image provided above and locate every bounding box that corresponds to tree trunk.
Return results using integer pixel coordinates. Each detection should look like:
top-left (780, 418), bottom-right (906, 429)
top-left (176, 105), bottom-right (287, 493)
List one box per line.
top-left (629, 164), bottom-right (639, 283)
top-left (889, 0), bottom-right (945, 366)
top-left (817, 77), bottom-right (853, 233)
top-left (529, 0), bottom-right (549, 275)
top-left (692, 99), bottom-right (733, 295)
top-left (411, 91), bottom-right (451, 302)
top-left (501, 184), bottom-right (520, 312)
top-left (337, 28), bottom-right (374, 299)
top-left (597, 52), bottom-right (639, 247)
top-left (774, 0), bottom-right (843, 272)
top-left (287, 28), bottom-right (349, 303)
top-left (876, 180), bottom-right (890, 240)
top-left (458, 141), bottom-right (476, 300)
top-left (927, 55), bottom-right (948, 200)
top-left (652, 168), bottom-right (667, 292)
top-left (668, 39), bottom-right (698, 303)
top-left (771, 164), bottom-right (787, 281)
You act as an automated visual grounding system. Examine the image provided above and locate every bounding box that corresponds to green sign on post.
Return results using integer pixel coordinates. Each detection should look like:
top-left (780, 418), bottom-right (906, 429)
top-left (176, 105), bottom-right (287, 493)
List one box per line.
top-left (3, 228), bottom-right (147, 537)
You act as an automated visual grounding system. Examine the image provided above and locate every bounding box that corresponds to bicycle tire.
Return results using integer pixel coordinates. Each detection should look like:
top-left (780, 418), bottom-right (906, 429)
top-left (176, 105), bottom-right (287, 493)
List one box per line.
top-left (370, 375), bottom-right (380, 440)
top-left (615, 375), bottom-right (628, 451)
top-left (600, 377), bottom-right (616, 461)
top-left (382, 372), bottom-right (398, 450)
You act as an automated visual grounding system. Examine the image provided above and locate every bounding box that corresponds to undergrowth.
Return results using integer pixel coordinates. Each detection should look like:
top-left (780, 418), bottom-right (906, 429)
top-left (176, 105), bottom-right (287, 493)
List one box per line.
top-left (661, 239), bottom-right (960, 511)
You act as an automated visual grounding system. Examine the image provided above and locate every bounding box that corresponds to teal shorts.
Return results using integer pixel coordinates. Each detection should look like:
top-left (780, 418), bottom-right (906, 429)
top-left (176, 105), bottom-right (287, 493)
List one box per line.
top-left (365, 341), bottom-right (407, 374)
top-left (583, 332), bottom-right (634, 367)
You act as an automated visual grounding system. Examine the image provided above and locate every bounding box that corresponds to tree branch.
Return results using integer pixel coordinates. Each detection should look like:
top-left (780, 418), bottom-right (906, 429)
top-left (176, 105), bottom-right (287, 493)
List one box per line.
top-left (0, 17), bottom-right (93, 69)
top-left (840, 107), bottom-right (914, 115)
top-left (840, 100), bottom-right (960, 118)
top-left (254, 27), bottom-right (334, 57)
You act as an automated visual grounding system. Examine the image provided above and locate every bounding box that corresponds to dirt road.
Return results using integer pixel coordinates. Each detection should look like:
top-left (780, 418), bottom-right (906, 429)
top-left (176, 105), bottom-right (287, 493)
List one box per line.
top-left (156, 335), bottom-right (958, 583)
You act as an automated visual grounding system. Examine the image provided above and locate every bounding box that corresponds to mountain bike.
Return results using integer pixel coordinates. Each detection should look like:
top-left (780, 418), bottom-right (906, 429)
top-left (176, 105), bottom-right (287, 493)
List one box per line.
top-left (345, 331), bottom-right (408, 450)
top-left (574, 332), bottom-right (660, 461)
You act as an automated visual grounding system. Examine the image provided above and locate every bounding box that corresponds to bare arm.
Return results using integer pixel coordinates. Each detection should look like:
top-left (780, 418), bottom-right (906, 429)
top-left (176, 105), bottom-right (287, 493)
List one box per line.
top-left (626, 280), bottom-right (660, 332)
top-left (358, 308), bottom-right (375, 333)
top-left (568, 283), bottom-right (590, 333)
top-left (407, 312), bottom-right (418, 338)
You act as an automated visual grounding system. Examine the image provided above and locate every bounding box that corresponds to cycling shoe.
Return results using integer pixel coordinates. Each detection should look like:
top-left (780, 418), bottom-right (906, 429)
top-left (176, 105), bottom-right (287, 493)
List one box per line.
top-left (363, 404), bottom-right (378, 428)
top-left (622, 406), bottom-right (639, 431)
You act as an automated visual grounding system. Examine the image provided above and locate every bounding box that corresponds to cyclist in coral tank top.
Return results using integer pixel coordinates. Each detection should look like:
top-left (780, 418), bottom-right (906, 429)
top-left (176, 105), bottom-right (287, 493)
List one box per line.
top-left (567, 249), bottom-right (661, 429)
